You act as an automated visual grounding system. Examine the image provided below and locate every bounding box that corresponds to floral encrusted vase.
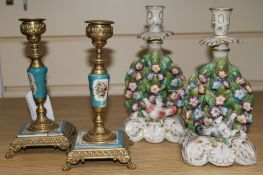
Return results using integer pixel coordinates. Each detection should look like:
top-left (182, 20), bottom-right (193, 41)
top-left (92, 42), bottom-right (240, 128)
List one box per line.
top-left (180, 8), bottom-right (256, 166)
top-left (124, 6), bottom-right (186, 143)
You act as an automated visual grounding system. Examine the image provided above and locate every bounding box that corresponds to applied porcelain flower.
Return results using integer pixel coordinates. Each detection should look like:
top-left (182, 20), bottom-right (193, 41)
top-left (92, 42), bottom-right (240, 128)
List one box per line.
top-left (212, 80), bottom-right (222, 90)
top-left (216, 95), bottom-right (226, 105)
top-left (129, 82), bottom-right (137, 91)
top-left (177, 89), bottom-right (185, 98)
top-left (133, 91), bottom-right (142, 100)
top-left (135, 62), bottom-right (144, 70)
top-left (243, 102), bottom-right (252, 112)
top-left (188, 96), bottom-right (200, 108)
top-left (147, 72), bottom-right (155, 80)
top-left (236, 77), bottom-right (245, 85)
top-left (150, 84), bottom-right (160, 94)
top-left (125, 90), bottom-right (133, 99)
top-left (210, 106), bottom-right (222, 118)
top-left (135, 72), bottom-right (142, 81)
top-left (193, 108), bottom-right (204, 120)
top-left (157, 73), bottom-right (164, 80)
top-left (234, 88), bottom-right (247, 100)
top-left (152, 64), bottom-right (161, 73)
top-left (128, 68), bottom-right (135, 75)
top-left (236, 114), bottom-right (247, 124)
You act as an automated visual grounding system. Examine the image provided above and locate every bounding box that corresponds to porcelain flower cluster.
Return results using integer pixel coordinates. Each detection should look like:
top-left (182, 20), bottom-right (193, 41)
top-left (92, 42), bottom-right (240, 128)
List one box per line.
top-left (183, 57), bottom-right (254, 138)
top-left (124, 52), bottom-right (186, 121)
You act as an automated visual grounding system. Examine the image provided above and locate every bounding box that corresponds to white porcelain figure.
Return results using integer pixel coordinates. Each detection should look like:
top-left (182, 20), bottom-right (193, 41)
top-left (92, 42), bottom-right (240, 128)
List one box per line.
top-left (124, 6), bottom-right (186, 143)
top-left (180, 8), bottom-right (256, 166)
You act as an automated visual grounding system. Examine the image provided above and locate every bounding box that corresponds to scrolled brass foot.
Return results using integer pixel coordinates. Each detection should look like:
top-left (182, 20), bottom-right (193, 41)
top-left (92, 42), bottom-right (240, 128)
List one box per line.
top-left (62, 162), bottom-right (71, 171)
top-left (5, 149), bottom-right (15, 159)
top-left (127, 160), bottom-right (136, 170)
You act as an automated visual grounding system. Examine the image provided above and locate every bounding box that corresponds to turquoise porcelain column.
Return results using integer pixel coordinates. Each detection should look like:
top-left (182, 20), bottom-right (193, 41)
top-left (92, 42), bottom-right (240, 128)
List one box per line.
top-left (89, 73), bottom-right (110, 108)
top-left (27, 66), bottom-right (48, 99)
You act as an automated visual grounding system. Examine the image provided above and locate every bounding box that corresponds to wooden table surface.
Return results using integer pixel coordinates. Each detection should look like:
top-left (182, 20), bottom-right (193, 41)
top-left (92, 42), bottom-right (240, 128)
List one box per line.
top-left (0, 93), bottom-right (262, 175)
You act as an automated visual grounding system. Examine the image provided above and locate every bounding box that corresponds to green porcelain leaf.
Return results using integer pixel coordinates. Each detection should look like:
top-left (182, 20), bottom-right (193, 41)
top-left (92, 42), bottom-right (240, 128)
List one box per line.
top-left (228, 66), bottom-right (241, 81)
top-left (215, 58), bottom-right (229, 74)
top-left (160, 78), bottom-right (169, 90)
top-left (138, 85), bottom-right (146, 94)
top-left (165, 71), bottom-right (173, 81)
top-left (191, 87), bottom-right (198, 96)
top-left (186, 119), bottom-right (195, 132)
top-left (217, 87), bottom-right (226, 95)
top-left (159, 90), bottom-right (167, 101)
top-left (150, 53), bottom-right (160, 64)
top-left (199, 96), bottom-right (206, 106)
top-left (234, 104), bottom-right (242, 115)
top-left (152, 77), bottom-right (160, 86)
top-left (230, 82), bottom-right (240, 91)
top-left (160, 56), bottom-right (172, 72)
top-left (223, 89), bottom-right (232, 98)
top-left (125, 100), bottom-right (132, 110)
top-left (199, 63), bottom-right (214, 76)
top-left (141, 55), bottom-right (150, 66)
top-left (205, 90), bottom-right (215, 106)
top-left (142, 78), bottom-right (150, 92)
top-left (188, 74), bottom-right (198, 83)
top-left (142, 67), bottom-right (151, 76)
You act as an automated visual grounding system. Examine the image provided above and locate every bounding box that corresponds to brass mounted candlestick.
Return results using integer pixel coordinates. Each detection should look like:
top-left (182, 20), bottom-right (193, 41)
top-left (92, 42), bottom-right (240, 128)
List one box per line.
top-left (20, 18), bottom-right (59, 132)
top-left (83, 20), bottom-right (116, 143)
top-left (63, 20), bottom-right (135, 171)
top-left (5, 18), bottom-right (76, 158)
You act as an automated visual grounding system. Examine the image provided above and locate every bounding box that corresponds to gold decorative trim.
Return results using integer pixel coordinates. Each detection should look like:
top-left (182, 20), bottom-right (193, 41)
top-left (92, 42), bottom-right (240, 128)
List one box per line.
top-left (63, 148), bottom-right (135, 170)
top-left (5, 121), bottom-right (76, 158)
top-left (63, 131), bottom-right (136, 170)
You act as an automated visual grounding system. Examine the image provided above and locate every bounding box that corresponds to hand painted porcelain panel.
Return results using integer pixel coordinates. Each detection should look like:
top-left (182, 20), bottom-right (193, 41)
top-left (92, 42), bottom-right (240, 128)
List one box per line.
top-left (27, 66), bottom-right (47, 99)
top-left (89, 73), bottom-right (109, 108)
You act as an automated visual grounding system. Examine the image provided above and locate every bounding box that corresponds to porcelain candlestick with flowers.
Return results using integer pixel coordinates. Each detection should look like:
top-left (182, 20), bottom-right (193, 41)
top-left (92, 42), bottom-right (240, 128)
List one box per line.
top-left (124, 6), bottom-right (186, 143)
top-left (181, 8), bottom-right (256, 166)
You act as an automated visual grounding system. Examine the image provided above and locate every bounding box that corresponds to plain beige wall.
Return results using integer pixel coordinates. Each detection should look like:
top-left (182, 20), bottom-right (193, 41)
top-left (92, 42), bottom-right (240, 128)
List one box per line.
top-left (0, 0), bottom-right (263, 97)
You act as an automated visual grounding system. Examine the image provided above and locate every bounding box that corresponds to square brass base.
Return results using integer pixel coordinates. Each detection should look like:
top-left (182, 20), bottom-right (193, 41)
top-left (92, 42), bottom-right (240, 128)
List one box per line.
top-left (62, 130), bottom-right (136, 170)
top-left (5, 121), bottom-right (76, 158)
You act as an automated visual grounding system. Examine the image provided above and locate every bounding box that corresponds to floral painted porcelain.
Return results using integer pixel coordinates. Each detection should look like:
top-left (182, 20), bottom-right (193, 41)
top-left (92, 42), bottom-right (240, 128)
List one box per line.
top-left (124, 6), bottom-right (186, 143)
top-left (180, 8), bottom-right (256, 166)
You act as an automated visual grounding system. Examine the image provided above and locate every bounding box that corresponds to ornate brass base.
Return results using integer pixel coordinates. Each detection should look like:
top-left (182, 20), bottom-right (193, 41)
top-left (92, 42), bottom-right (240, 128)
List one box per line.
top-left (5, 121), bottom-right (76, 158)
top-left (63, 130), bottom-right (136, 170)
top-left (83, 128), bottom-right (116, 143)
top-left (27, 119), bottom-right (59, 132)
